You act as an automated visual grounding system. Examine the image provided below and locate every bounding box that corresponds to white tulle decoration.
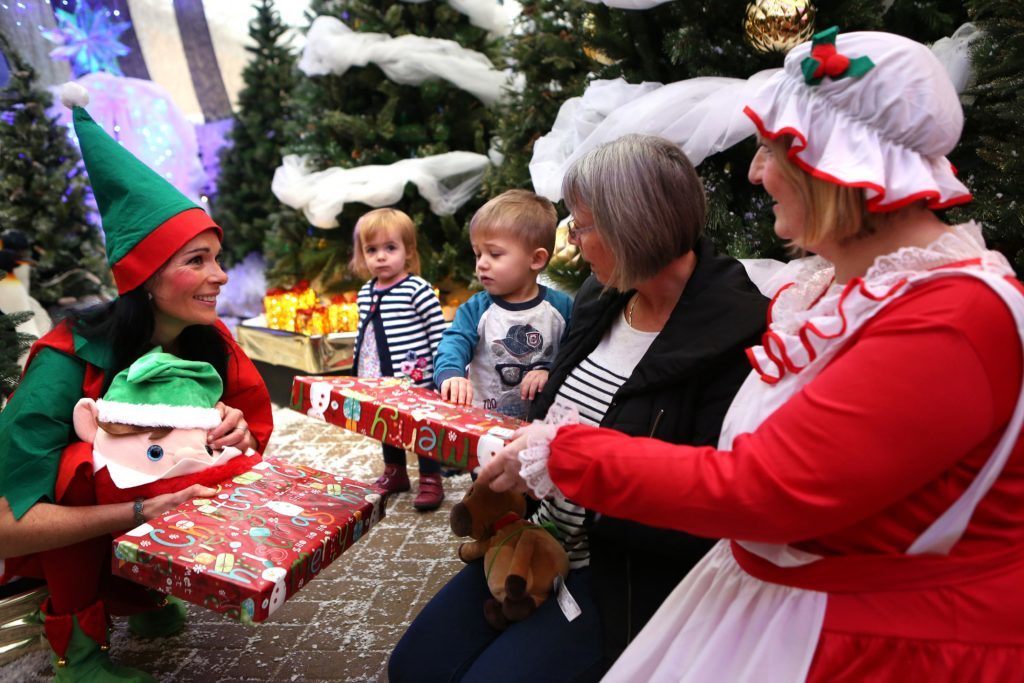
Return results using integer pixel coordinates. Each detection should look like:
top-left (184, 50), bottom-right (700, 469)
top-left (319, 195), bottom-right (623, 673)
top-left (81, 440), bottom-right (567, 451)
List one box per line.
top-left (530, 23), bottom-right (982, 202)
top-left (930, 23), bottom-right (981, 95)
top-left (217, 252), bottom-right (268, 320)
top-left (299, 15), bottom-right (509, 106)
top-left (272, 152), bottom-right (491, 228)
top-left (583, 0), bottom-right (677, 8)
top-left (530, 72), bottom-right (776, 200)
top-left (400, 0), bottom-right (521, 36)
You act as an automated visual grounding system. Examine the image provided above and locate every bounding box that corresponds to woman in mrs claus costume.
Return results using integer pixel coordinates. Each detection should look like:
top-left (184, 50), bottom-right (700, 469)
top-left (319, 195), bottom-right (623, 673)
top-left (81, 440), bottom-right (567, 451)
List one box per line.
top-left (479, 27), bottom-right (1024, 681)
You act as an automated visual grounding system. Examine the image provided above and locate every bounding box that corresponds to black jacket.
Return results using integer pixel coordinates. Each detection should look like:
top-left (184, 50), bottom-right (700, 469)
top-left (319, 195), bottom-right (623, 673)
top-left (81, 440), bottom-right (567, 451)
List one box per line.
top-left (529, 238), bottom-right (768, 666)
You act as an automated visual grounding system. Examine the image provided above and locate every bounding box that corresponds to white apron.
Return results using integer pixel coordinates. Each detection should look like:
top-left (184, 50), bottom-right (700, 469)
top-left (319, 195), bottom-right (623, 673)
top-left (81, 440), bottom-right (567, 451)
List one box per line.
top-left (603, 224), bottom-right (1024, 682)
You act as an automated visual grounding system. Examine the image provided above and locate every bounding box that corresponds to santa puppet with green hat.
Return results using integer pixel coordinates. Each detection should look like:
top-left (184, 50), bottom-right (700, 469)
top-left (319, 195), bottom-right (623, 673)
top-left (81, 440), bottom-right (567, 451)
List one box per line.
top-left (0, 83), bottom-right (272, 681)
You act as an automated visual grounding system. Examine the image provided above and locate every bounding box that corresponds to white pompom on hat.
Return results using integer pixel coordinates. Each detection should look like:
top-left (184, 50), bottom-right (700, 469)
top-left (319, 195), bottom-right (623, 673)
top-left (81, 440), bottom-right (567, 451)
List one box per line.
top-left (743, 27), bottom-right (971, 212)
top-left (59, 81), bottom-right (90, 108)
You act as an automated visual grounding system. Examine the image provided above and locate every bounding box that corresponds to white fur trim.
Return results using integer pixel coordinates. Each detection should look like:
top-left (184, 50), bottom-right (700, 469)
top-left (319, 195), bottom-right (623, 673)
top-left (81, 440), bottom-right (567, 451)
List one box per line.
top-left (96, 399), bottom-right (221, 430)
top-left (60, 82), bottom-right (90, 108)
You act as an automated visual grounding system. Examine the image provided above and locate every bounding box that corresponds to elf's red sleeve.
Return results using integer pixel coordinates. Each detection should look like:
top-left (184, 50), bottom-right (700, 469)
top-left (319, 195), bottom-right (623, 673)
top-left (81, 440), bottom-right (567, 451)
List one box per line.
top-left (547, 278), bottom-right (1022, 548)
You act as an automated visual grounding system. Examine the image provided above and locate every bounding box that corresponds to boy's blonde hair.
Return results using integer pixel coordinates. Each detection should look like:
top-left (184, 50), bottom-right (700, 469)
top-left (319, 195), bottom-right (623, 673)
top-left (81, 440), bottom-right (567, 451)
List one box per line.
top-left (469, 189), bottom-right (558, 258)
top-left (349, 208), bottom-right (421, 279)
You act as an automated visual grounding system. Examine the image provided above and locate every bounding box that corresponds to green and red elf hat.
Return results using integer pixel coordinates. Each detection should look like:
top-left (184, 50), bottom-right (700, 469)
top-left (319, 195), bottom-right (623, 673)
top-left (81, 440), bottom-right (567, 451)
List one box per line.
top-left (60, 82), bottom-right (222, 295)
top-left (96, 349), bottom-right (223, 429)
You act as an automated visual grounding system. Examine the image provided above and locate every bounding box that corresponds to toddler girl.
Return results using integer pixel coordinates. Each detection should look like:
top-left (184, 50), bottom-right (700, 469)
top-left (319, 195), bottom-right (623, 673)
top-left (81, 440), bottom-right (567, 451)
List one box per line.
top-left (350, 208), bottom-right (448, 510)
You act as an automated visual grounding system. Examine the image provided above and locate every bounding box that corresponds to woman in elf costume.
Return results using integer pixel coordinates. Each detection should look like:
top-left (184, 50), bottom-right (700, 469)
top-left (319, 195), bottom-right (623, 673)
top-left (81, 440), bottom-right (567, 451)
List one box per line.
top-left (0, 84), bottom-right (272, 681)
top-left (480, 28), bottom-right (1024, 681)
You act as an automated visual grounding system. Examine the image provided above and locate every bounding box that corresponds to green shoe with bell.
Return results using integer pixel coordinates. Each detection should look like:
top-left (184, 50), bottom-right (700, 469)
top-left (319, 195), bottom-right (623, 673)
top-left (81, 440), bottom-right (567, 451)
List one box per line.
top-left (127, 595), bottom-right (187, 639)
top-left (43, 599), bottom-right (155, 683)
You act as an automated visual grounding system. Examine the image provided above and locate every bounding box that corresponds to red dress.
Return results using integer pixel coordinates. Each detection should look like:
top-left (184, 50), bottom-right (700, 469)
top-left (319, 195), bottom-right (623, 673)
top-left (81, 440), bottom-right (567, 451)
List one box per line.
top-left (546, 251), bottom-right (1024, 679)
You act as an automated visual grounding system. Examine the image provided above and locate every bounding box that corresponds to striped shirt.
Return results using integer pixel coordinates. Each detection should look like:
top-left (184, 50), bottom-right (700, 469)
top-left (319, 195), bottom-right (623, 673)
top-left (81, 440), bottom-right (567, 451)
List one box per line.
top-left (354, 275), bottom-right (447, 388)
top-left (532, 312), bottom-right (657, 568)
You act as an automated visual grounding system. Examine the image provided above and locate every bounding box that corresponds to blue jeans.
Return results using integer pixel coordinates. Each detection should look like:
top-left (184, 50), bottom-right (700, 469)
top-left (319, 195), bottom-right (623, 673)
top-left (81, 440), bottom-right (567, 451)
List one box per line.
top-left (389, 561), bottom-right (605, 683)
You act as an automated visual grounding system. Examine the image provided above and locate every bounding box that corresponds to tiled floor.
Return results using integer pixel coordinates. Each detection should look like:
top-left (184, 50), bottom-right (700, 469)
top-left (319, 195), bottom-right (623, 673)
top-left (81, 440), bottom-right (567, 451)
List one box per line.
top-left (0, 405), bottom-right (472, 682)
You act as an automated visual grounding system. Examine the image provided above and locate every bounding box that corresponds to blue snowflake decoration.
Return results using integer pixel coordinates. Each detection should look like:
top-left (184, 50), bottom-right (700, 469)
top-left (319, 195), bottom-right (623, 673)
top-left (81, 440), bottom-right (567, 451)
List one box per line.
top-left (42, 1), bottom-right (131, 77)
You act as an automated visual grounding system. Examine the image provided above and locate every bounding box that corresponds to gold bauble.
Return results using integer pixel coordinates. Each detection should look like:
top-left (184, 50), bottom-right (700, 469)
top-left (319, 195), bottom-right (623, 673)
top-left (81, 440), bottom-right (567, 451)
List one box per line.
top-left (582, 12), bottom-right (616, 66)
top-left (743, 0), bottom-right (817, 54)
top-left (549, 223), bottom-right (581, 267)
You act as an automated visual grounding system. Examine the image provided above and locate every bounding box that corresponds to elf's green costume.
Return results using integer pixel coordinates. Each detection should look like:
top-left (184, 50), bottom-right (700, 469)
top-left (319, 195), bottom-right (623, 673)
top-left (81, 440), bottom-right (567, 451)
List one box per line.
top-left (0, 83), bottom-right (272, 681)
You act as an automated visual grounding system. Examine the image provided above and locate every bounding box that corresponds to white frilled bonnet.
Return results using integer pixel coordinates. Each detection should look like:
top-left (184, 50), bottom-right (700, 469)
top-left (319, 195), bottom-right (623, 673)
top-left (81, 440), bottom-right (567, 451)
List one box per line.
top-left (743, 27), bottom-right (971, 212)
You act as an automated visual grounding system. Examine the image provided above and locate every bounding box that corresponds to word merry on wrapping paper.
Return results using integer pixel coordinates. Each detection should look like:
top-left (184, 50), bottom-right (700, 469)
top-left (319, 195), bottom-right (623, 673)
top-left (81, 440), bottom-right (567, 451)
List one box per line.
top-left (292, 376), bottom-right (521, 471)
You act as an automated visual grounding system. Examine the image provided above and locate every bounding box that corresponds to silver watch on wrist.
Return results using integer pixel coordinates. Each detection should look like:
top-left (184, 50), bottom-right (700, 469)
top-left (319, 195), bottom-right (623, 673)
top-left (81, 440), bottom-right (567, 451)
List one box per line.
top-left (133, 497), bottom-right (146, 526)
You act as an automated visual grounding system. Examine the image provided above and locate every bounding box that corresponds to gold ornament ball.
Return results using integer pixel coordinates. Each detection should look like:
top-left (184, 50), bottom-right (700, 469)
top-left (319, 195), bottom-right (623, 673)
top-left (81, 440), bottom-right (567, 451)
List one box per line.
top-left (582, 12), bottom-right (616, 66)
top-left (744, 0), bottom-right (817, 54)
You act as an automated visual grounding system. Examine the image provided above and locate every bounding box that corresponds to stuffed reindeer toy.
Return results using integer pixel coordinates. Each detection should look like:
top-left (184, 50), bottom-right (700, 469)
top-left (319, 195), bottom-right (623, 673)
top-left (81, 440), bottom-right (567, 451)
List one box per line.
top-left (450, 482), bottom-right (569, 630)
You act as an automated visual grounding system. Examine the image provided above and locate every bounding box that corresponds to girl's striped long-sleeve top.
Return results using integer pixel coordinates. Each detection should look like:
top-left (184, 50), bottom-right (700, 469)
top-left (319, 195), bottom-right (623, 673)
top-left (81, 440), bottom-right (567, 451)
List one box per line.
top-left (353, 274), bottom-right (447, 387)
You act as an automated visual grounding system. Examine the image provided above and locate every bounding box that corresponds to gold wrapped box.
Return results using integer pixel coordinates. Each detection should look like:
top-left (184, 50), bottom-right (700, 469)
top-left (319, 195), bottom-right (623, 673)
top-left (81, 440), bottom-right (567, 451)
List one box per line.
top-left (236, 317), bottom-right (357, 374)
top-left (0, 585), bottom-right (47, 666)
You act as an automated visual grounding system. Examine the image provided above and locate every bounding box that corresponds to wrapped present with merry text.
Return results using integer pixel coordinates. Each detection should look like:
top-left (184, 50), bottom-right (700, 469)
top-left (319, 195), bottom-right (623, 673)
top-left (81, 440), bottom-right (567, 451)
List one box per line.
top-left (290, 376), bottom-right (522, 471)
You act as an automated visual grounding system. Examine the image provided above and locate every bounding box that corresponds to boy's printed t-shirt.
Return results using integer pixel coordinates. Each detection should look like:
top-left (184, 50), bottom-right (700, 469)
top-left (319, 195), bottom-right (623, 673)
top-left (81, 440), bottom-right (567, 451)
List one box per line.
top-left (434, 286), bottom-right (573, 419)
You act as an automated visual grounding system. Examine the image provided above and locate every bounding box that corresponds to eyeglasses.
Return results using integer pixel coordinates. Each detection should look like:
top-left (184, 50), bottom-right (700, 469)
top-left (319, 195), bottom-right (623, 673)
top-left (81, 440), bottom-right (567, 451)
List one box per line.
top-left (566, 218), bottom-right (596, 242)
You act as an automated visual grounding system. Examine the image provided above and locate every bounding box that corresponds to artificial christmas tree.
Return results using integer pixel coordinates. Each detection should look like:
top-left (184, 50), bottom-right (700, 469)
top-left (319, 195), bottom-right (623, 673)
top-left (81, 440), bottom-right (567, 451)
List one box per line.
top-left (265, 0), bottom-right (506, 291)
top-left (482, 0), bottom-right (594, 195)
top-left (213, 0), bottom-right (297, 266)
top-left (950, 0), bottom-right (1024, 273)
top-left (0, 310), bottom-right (34, 404)
top-left (0, 30), bottom-right (110, 307)
top-left (480, 0), bottom-right (597, 293)
top-left (528, 0), bottom-right (976, 267)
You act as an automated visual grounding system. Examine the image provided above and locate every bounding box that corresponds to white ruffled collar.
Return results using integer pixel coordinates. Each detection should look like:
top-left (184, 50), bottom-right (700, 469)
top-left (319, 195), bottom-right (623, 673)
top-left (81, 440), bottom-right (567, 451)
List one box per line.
top-left (752, 222), bottom-right (1012, 383)
top-left (772, 222), bottom-right (1005, 331)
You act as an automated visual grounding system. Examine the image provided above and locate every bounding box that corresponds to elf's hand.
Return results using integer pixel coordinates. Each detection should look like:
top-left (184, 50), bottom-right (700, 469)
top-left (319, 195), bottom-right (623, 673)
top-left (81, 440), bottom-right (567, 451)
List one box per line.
top-left (208, 402), bottom-right (257, 451)
top-left (143, 484), bottom-right (218, 521)
top-left (441, 377), bottom-right (473, 405)
top-left (520, 369), bottom-right (549, 401)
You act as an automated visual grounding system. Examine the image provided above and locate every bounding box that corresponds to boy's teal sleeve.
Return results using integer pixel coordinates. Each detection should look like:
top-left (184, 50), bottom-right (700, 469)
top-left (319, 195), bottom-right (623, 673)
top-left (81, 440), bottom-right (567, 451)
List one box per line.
top-left (0, 347), bottom-right (87, 519)
top-left (433, 292), bottom-right (490, 388)
top-left (547, 288), bottom-right (575, 343)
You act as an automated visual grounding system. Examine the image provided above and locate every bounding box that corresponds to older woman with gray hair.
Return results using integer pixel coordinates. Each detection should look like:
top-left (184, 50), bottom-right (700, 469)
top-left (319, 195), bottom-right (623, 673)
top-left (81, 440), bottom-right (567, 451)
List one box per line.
top-left (389, 133), bottom-right (767, 682)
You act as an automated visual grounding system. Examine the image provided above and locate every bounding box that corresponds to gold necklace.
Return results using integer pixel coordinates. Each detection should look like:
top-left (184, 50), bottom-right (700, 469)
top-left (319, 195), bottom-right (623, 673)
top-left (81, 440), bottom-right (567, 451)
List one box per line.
top-left (627, 292), bottom-right (640, 327)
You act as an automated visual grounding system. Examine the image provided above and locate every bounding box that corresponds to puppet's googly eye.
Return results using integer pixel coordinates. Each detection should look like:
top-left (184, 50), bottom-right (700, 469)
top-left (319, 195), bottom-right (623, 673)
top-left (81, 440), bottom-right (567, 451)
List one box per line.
top-left (147, 445), bottom-right (164, 461)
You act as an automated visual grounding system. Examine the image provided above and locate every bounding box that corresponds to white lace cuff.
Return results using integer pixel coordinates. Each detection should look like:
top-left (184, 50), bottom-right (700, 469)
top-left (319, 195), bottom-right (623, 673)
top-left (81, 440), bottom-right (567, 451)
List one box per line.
top-left (517, 403), bottom-right (579, 499)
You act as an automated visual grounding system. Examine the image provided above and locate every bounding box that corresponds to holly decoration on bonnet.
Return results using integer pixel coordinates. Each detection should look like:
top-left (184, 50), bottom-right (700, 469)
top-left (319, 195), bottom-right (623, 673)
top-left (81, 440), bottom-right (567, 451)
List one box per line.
top-left (69, 350), bottom-right (260, 506)
top-left (801, 26), bottom-right (875, 86)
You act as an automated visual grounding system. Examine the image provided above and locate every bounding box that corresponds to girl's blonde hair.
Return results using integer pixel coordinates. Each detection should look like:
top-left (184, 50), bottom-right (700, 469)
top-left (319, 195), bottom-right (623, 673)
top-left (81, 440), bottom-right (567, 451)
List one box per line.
top-left (349, 208), bottom-right (421, 280)
top-left (765, 136), bottom-right (876, 249)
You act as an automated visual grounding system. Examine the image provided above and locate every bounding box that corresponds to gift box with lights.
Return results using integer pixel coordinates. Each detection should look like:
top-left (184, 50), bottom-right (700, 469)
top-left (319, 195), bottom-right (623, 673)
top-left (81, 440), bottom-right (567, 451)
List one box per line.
top-left (263, 284), bottom-right (359, 335)
top-left (111, 459), bottom-right (385, 624)
top-left (290, 376), bottom-right (522, 471)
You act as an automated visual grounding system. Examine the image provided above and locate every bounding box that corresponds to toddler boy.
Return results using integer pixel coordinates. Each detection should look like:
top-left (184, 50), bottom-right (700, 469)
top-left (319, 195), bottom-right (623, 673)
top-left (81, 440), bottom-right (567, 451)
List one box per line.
top-left (434, 190), bottom-right (573, 419)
